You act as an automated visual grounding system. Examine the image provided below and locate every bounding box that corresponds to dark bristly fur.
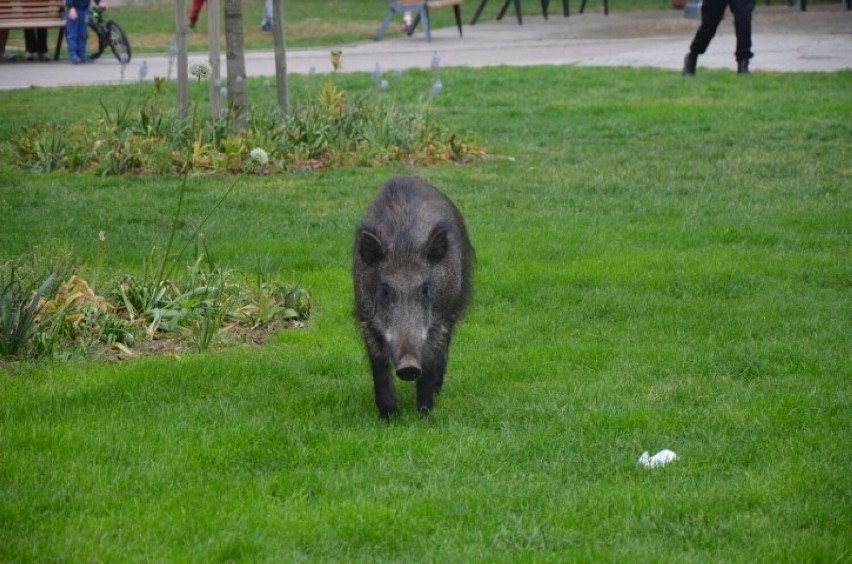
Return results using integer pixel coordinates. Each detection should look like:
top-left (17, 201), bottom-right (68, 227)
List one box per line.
top-left (353, 176), bottom-right (474, 418)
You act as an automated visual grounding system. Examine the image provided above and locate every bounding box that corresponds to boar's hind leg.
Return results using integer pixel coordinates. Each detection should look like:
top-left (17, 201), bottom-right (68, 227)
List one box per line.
top-left (370, 354), bottom-right (399, 419)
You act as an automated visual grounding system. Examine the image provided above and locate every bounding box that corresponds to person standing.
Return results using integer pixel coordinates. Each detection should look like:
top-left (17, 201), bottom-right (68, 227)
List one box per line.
top-left (0, 29), bottom-right (14, 60)
top-left (65, 0), bottom-right (100, 64)
top-left (683, 0), bottom-right (756, 75)
top-left (25, 28), bottom-right (49, 61)
top-left (189, 0), bottom-right (207, 30)
top-left (260, 0), bottom-right (273, 31)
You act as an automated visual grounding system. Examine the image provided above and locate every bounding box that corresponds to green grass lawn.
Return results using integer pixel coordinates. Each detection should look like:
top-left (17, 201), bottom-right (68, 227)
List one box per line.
top-left (1, 64), bottom-right (851, 561)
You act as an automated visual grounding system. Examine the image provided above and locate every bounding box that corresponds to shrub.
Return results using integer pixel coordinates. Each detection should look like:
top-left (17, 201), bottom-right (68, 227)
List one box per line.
top-left (33, 274), bottom-right (137, 359)
top-left (0, 248), bottom-right (311, 362)
top-left (11, 80), bottom-right (482, 176)
top-left (0, 267), bottom-right (57, 359)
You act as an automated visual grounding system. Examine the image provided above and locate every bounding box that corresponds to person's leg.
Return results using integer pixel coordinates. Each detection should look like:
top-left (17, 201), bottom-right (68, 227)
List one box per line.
top-left (683, 0), bottom-right (728, 75)
top-left (690, 0), bottom-right (728, 56)
top-left (731, 0), bottom-right (755, 70)
top-left (37, 28), bottom-right (48, 57)
top-left (25, 29), bottom-right (36, 59)
top-left (261, 0), bottom-right (273, 30)
top-left (68, 11), bottom-right (88, 62)
top-left (76, 9), bottom-right (90, 62)
top-left (66, 16), bottom-right (81, 63)
top-left (26, 28), bottom-right (48, 59)
top-left (189, 0), bottom-right (206, 27)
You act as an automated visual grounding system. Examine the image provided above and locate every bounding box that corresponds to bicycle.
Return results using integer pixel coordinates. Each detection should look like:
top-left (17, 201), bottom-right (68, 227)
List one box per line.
top-left (87, 5), bottom-right (131, 64)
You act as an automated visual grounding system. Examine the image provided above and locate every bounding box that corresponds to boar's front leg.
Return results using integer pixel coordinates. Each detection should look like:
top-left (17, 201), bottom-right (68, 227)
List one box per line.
top-left (417, 353), bottom-right (445, 416)
top-left (416, 373), bottom-right (436, 417)
top-left (369, 353), bottom-right (398, 419)
top-left (419, 332), bottom-right (453, 416)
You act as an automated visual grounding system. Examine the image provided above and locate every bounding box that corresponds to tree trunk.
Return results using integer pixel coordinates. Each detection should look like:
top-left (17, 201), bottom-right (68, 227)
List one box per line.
top-left (224, 0), bottom-right (248, 131)
top-left (175, 0), bottom-right (188, 119)
top-left (272, 0), bottom-right (288, 114)
top-left (207, 0), bottom-right (222, 119)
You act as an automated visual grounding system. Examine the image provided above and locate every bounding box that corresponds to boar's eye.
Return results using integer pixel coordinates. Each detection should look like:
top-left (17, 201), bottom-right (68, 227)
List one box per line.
top-left (379, 283), bottom-right (393, 302)
top-left (420, 284), bottom-right (429, 299)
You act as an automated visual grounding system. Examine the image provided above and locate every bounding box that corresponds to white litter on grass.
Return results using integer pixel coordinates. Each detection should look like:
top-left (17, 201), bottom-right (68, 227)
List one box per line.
top-left (639, 449), bottom-right (678, 468)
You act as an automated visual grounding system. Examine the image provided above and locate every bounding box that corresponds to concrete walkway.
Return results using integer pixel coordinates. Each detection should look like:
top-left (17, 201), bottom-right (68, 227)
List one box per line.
top-left (0, 5), bottom-right (849, 91)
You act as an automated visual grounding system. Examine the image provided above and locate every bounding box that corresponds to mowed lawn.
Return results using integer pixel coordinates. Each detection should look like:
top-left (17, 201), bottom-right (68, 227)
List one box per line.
top-left (0, 63), bottom-right (850, 561)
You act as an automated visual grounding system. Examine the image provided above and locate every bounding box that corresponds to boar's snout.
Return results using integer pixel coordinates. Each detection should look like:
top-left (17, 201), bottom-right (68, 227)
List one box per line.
top-left (396, 355), bottom-right (422, 381)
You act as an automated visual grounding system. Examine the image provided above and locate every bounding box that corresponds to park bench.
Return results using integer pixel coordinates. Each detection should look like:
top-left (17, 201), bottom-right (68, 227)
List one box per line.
top-left (376, 0), bottom-right (464, 42)
top-left (0, 0), bottom-right (65, 60)
top-left (471, 0), bottom-right (608, 26)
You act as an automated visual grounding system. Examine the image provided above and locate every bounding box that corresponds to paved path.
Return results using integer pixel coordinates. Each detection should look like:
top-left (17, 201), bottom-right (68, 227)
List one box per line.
top-left (0, 5), bottom-right (849, 91)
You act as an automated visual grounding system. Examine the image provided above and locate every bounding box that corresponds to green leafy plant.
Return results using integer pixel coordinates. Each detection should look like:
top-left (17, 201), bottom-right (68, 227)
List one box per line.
top-left (0, 237), bottom-right (312, 361)
top-left (15, 128), bottom-right (67, 172)
top-left (110, 168), bottom-right (241, 339)
top-left (11, 80), bottom-right (481, 175)
top-left (0, 266), bottom-right (56, 358)
top-left (187, 269), bottom-right (237, 352)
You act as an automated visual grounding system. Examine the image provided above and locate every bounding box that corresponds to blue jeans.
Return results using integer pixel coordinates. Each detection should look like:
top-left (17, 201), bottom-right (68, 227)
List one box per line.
top-left (66, 7), bottom-right (89, 62)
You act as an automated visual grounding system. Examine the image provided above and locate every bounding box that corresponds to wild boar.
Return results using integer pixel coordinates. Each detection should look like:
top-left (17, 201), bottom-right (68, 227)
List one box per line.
top-left (353, 175), bottom-right (474, 417)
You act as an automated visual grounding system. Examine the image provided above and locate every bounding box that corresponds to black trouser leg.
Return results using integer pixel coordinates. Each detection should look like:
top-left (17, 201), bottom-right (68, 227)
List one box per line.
top-left (24, 29), bottom-right (48, 55)
top-left (689, 0), bottom-right (728, 55)
top-left (731, 0), bottom-right (755, 61)
top-left (24, 29), bottom-right (35, 53)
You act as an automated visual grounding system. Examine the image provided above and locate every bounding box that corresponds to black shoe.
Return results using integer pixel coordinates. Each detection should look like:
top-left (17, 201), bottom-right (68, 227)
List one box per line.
top-left (683, 53), bottom-right (697, 76)
top-left (737, 60), bottom-right (750, 74)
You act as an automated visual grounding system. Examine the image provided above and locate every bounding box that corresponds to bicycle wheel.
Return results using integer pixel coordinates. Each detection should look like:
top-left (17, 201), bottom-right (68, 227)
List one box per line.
top-left (86, 19), bottom-right (107, 60)
top-left (106, 20), bottom-right (131, 64)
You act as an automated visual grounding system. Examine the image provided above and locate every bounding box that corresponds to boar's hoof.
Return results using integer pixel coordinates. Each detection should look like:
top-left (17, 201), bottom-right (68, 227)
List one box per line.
top-left (379, 404), bottom-right (399, 420)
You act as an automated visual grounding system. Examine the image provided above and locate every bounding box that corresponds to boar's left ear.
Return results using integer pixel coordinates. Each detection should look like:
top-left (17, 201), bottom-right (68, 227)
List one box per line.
top-left (426, 225), bottom-right (449, 263)
top-left (359, 230), bottom-right (385, 266)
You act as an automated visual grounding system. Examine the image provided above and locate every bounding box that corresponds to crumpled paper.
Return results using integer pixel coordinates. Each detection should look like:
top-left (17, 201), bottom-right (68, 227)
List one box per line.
top-left (638, 449), bottom-right (678, 468)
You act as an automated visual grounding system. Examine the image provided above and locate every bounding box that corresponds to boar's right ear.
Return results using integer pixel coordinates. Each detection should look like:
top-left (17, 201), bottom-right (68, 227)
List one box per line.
top-left (358, 230), bottom-right (385, 266)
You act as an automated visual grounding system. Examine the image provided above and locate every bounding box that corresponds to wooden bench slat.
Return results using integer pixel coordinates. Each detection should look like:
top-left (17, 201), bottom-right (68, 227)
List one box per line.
top-left (0, 0), bottom-right (64, 7)
top-left (0, 6), bottom-right (63, 10)
top-left (0, 10), bottom-right (64, 15)
top-left (0, 1), bottom-right (64, 15)
top-left (0, 12), bottom-right (64, 19)
top-left (0, 0), bottom-right (65, 35)
top-left (0, 18), bottom-right (65, 28)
